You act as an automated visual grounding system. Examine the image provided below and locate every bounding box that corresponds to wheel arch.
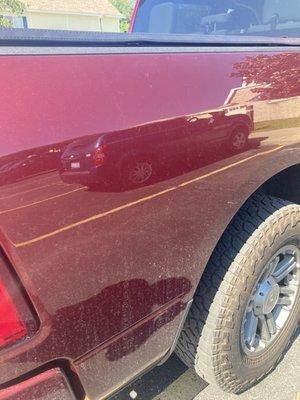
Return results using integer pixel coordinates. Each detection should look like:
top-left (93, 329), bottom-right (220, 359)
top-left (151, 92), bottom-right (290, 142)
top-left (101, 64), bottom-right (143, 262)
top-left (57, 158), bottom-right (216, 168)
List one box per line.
top-left (259, 163), bottom-right (300, 205)
top-left (230, 121), bottom-right (251, 136)
top-left (174, 162), bottom-right (300, 385)
top-left (117, 150), bottom-right (158, 171)
top-left (198, 161), bottom-right (300, 281)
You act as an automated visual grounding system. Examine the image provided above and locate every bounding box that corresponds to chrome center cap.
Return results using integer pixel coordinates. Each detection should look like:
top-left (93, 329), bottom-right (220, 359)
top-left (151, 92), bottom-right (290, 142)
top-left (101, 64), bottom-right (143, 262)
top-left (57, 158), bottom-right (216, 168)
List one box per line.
top-left (253, 277), bottom-right (280, 315)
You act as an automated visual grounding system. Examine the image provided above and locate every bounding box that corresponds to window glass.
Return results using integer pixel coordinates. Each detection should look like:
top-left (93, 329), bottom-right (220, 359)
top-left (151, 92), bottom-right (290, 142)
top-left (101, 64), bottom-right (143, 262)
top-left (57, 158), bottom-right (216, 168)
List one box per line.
top-left (0, 0), bottom-right (299, 39)
top-left (133, 0), bottom-right (300, 38)
top-left (6, 16), bottom-right (27, 29)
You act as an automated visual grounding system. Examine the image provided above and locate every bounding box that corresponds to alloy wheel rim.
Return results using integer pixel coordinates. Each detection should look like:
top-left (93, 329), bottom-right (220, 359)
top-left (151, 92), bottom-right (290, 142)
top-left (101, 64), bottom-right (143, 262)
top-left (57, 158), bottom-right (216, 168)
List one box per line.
top-left (241, 244), bottom-right (300, 355)
top-left (129, 161), bottom-right (153, 184)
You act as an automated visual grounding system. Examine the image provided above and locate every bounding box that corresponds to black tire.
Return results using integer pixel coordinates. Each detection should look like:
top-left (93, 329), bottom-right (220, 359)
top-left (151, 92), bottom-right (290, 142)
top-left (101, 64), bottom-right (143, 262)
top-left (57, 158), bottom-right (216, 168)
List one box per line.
top-left (176, 193), bottom-right (300, 394)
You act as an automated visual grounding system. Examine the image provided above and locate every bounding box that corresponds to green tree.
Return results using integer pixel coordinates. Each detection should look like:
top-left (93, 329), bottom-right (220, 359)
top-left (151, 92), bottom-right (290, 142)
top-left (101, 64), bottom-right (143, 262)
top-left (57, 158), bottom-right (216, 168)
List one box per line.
top-left (0, 0), bottom-right (25, 28)
top-left (231, 53), bottom-right (300, 100)
top-left (110, 0), bottom-right (135, 32)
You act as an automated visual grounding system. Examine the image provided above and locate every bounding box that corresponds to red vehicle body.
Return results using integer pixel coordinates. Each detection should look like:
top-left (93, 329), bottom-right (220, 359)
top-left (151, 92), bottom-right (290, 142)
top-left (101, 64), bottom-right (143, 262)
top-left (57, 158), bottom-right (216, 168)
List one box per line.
top-left (0, 2), bottom-right (299, 399)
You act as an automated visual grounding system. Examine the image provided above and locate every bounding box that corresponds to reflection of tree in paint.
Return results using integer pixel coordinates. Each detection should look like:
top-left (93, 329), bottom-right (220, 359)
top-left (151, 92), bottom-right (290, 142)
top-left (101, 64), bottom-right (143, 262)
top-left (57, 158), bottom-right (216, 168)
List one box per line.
top-left (231, 53), bottom-right (300, 100)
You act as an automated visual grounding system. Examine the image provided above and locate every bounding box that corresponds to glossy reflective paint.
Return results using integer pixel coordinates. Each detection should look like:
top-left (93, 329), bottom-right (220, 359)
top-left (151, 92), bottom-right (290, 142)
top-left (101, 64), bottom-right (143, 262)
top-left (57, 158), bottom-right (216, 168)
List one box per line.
top-left (0, 50), bottom-right (299, 399)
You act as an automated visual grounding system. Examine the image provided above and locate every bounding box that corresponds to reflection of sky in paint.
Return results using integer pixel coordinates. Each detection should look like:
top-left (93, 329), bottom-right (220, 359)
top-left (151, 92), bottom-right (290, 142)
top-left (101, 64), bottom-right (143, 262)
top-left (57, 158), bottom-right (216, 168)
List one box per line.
top-left (0, 53), bottom-right (241, 157)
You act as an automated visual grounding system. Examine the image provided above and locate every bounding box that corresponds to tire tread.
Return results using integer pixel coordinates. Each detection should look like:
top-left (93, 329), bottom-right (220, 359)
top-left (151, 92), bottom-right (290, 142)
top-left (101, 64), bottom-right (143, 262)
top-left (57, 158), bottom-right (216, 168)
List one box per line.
top-left (175, 192), bottom-right (300, 393)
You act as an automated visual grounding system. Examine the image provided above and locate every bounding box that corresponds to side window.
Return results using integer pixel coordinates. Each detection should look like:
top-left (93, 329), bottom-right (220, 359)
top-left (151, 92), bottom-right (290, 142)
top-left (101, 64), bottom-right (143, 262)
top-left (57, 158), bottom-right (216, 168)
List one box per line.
top-left (133, 0), bottom-right (300, 38)
top-left (0, 0), bottom-right (299, 39)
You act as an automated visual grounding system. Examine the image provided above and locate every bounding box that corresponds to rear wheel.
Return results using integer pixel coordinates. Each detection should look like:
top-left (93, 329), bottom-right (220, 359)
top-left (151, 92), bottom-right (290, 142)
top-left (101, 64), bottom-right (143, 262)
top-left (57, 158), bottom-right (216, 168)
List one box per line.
top-left (229, 126), bottom-right (249, 152)
top-left (122, 156), bottom-right (155, 187)
top-left (176, 193), bottom-right (300, 393)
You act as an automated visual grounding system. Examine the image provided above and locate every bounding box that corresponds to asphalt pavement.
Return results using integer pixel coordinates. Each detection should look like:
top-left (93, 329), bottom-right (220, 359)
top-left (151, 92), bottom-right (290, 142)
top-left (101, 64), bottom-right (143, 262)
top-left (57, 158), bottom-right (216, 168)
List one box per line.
top-left (113, 329), bottom-right (300, 400)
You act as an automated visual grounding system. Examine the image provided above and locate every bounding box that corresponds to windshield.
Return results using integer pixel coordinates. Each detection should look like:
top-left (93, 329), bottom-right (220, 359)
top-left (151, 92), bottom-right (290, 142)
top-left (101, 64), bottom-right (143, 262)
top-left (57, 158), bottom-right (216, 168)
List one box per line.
top-left (133, 0), bottom-right (300, 38)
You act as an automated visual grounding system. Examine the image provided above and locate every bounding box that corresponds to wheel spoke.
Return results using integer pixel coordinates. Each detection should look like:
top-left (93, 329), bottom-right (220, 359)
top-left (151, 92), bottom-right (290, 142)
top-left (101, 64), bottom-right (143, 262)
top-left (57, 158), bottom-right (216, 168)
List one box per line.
top-left (280, 286), bottom-right (294, 295)
top-left (266, 313), bottom-right (276, 335)
top-left (259, 315), bottom-right (271, 342)
top-left (244, 311), bottom-right (258, 347)
top-left (272, 255), bottom-right (296, 283)
top-left (267, 256), bottom-right (280, 277)
top-left (277, 297), bottom-right (292, 306)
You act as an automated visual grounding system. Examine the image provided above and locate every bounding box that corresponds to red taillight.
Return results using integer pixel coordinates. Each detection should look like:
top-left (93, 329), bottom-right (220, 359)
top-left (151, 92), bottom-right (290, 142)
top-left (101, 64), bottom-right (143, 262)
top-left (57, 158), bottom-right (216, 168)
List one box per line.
top-left (0, 251), bottom-right (37, 351)
top-left (93, 145), bottom-right (107, 167)
top-left (0, 279), bottom-right (27, 348)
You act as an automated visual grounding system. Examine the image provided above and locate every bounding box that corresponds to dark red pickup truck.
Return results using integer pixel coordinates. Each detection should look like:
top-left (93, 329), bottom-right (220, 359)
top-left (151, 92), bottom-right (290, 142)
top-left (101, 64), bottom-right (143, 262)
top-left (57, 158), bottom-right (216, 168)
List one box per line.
top-left (0, 0), bottom-right (299, 399)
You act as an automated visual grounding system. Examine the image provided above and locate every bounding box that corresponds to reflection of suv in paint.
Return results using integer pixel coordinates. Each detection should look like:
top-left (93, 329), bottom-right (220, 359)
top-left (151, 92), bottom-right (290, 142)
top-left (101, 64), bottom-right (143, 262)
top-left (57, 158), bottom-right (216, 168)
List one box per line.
top-left (60, 111), bottom-right (253, 189)
top-left (0, 146), bottom-right (63, 185)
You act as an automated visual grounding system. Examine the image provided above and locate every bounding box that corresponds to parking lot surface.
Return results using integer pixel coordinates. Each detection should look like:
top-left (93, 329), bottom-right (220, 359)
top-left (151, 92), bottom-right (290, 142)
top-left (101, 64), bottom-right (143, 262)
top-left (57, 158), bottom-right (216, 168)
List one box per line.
top-left (114, 330), bottom-right (300, 400)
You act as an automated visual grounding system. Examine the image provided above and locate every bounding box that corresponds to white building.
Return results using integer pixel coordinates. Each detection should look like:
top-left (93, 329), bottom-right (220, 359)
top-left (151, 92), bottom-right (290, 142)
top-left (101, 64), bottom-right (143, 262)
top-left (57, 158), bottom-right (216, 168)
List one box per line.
top-left (7, 0), bottom-right (122, 32)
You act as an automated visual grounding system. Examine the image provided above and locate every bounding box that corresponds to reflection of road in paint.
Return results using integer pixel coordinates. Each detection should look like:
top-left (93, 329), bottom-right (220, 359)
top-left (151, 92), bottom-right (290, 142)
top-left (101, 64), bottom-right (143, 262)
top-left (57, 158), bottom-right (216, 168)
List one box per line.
top-left (0, 183), bottom-right (64, 201)
top-left (12, 146), bottom-right (283, 248)
top-left (0, 187), bottom-right (84, 215)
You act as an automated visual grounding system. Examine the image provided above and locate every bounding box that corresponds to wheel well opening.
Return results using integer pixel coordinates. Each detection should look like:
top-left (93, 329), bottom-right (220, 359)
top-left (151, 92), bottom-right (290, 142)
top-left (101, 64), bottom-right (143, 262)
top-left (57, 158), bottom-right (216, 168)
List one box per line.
top-left (197, 163), bottom-right (300, 290)
top-left (259, 163), bottom-right (300, 204)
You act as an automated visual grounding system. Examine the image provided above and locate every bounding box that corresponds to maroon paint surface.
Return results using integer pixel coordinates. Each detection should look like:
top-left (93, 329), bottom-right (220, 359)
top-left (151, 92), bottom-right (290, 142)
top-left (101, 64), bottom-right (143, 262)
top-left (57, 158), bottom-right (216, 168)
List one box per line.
top-left (0, 368), bottom-right (75, 400)
top-left (0, 50), bottom-right (299, 399)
